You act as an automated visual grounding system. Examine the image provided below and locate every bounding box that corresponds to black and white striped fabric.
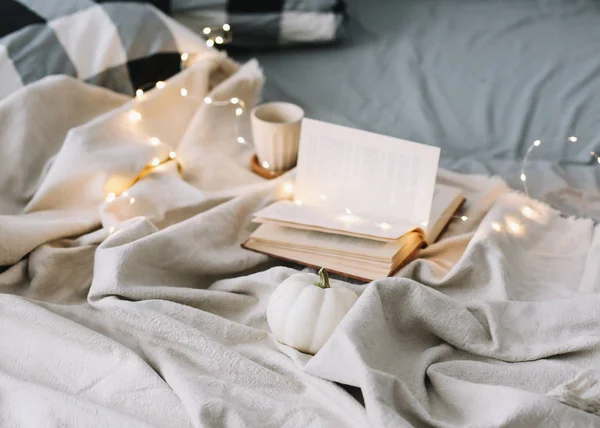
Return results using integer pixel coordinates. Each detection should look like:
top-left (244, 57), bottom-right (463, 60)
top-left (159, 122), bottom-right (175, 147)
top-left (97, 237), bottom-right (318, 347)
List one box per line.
top-left (172, 0), bottom-right (346, 47)
top-left (0, 0), bottom-right (207, 101)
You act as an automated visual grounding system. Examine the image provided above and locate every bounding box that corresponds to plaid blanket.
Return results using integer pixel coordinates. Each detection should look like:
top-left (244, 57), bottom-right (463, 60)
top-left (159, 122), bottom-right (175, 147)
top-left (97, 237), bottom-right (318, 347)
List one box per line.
top-left (0, 1), bottom-right (207, 100)
top-left (172, 0), bottom-right (346, 47)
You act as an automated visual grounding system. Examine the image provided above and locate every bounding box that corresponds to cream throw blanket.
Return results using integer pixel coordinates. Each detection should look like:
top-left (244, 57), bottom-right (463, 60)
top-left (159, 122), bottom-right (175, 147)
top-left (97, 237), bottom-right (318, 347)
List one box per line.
top-left (1, 55), bottom-right (600, 427)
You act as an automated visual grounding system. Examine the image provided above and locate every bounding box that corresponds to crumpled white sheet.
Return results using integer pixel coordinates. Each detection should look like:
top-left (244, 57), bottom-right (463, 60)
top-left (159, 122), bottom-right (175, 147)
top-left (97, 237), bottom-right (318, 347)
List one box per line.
top-left (1, 54), bottom-right (600, 427)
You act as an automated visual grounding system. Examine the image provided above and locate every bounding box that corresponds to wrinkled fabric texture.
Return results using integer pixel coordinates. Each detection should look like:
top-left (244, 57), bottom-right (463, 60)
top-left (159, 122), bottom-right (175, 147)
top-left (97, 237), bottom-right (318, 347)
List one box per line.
top-left (1, 55), bottom-right (600, 427)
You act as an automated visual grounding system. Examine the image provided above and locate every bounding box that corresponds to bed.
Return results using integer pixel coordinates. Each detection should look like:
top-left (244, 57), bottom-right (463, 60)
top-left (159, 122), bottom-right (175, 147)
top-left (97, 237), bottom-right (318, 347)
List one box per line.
top-left (232, 0), bottom-right (600, 210)
top-left (2, 1), bottom-right (600, 427)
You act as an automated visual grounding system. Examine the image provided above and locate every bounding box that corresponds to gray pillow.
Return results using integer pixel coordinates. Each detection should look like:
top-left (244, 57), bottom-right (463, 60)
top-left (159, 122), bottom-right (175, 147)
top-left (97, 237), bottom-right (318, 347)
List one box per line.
top-left (172, 0), bottom-right (346, 47)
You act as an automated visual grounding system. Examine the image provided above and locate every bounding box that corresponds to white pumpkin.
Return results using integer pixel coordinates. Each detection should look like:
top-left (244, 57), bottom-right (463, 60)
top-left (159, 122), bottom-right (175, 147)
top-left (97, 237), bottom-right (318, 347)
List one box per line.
top-left (267, 268), bottom-right (358, 355)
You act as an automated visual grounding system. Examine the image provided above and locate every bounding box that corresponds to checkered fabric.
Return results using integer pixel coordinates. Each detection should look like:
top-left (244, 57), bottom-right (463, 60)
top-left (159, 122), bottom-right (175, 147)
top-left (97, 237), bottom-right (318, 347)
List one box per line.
top-left (0, 0), bottom-right (208, 101)
top-left (171, 0), bottom-right (346, 47)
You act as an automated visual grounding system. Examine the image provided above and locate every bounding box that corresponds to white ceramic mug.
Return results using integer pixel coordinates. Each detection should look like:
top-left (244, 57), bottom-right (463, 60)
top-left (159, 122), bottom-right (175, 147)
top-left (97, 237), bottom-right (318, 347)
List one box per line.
top-left (251, 102), bottom-right (304, 171)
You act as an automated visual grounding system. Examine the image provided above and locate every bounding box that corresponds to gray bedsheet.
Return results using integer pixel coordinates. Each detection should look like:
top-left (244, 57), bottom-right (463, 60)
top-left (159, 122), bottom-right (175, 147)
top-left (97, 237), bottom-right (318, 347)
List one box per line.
top-left (232, 0), bottom-right (600, 204)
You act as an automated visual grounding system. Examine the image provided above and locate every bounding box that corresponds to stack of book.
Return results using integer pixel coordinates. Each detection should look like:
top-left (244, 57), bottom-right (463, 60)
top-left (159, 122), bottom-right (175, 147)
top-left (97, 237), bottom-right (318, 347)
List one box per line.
top-left (243, 119), bottom-right (464, 281)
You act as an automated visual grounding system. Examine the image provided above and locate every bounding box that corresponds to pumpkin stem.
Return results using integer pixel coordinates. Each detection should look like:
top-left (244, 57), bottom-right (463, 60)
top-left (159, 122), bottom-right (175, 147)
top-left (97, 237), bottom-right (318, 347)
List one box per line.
top-left (315, 267), bottom-right (331, 289)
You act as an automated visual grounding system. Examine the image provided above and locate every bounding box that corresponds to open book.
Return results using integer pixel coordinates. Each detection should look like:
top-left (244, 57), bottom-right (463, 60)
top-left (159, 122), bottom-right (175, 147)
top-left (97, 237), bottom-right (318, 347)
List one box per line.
top-left (243, 119), bottom-right (464, 281)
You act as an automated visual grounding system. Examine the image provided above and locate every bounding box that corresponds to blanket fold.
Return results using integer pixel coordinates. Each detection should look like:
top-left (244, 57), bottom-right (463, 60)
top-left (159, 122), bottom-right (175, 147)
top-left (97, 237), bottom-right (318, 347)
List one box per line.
top-left (1, 53), bottom-right (600, 427)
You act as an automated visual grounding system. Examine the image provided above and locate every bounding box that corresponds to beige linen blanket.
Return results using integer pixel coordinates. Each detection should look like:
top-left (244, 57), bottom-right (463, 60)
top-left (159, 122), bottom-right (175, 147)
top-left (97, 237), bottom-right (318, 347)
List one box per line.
top-left (1, 54), bottom-right (600, 427)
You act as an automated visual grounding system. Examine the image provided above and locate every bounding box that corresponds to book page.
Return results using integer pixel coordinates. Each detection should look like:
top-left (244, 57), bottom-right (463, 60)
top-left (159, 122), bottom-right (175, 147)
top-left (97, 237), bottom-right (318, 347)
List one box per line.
top-left (426, 184), bottom-right (464, 243)
top-left (294, 119), bottom-right (440, 226)
top-left (253, 201), bottom-right (420, 241)
top-left (252, 223), bottom-right (405, 261)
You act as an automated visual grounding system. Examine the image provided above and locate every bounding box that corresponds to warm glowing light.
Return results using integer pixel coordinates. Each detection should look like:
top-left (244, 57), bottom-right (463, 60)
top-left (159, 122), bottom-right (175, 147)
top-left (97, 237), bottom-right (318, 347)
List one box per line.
top-left (222, 23), bottom-right (230, 31)
top-left (215, 36), bottom-right (224, 44)
top-left (156, 81), bottom-right (165, 89)
top-left (491, 222), bottom-right (502, 232)
top-left (533, 139), bottom-right (541, 147)
top-left (283, 183), bottom-right (294, 194)
top-left (135, 89), bottom-right (144, 99)
top-left (106, 192), bottom-right (116, 203)
top-left (568, 136), bottom-right (577, 143)
top-left (151, 158), bottom-right (160, 167)
top-left (122, 191), bottom-right (128, 197)
top-left (295, 200), bottom-right (303, 206)
top-left (345, 208), bottom-right (352, 214)
top-left (461, 216), bottom-right (468, 221)
top-left (206, 39), bottom-right (215, 47)
top-left (204, 97), bottom-right (212, 104)
top-left (230, 97), bottom-right (239, 104)
top-left (521, 206), bottom-right (534, 218)
top-left (262, 161), bottom-right (270, 169)
top-left (181, 52), bottom-right (188, 61)
top-left (379, 222), bottom-right (391, 230)
top-left (506, 217), bottom-right (522, 234)
top-left (129, 110), bottom-right (142, 122)
top-left (129, 197), bottom-right (135, 204)
top-left (203, 27), bottom-right (211, 35)
top-left (169, 151), bottom-right (176, 159)
top-left (150, 137), bottom-right (160, 145)
top-left (180, 88), bottom-right (188, 97)
top-left (237, 137), bottom-right (245, 144)
top-left (520, 173), bottom-right (527, 182)
top-left (109, 226), bottom-right (115, 234)
top-left (235, 108), bottom-right (243, 116)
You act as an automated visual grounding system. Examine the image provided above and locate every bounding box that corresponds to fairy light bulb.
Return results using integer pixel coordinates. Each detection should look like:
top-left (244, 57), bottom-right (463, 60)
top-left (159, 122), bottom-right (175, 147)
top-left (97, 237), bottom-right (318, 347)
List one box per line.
top-left (150, 137), bottom-right (160, 145)
top-left (169, 151), bottom-right (176, 159)
top-left (506, 217), bottom-right (521, 234)
top-left (122, 191), bottom-right (128, 197)
top-left (295, 200), bottom-right (303, 206)
top-left (491, 222), bottom-right (502, 232)
top-left (180, 88), bottom-right (188, 97)
top-left (215, 36), bottom-right (224, 45)
top-left (203, 27), bottom-right (211, 35)
top-left (461, 216), bottom-right (468, 221)
top-left (151, 158), bottom-right (160, 167)
top-left (230, 97), bottom-right (239, 104)
top-left (520, 173), bottom-right (527, 182)
top-left (533, 139), bottom-right (541, 147)
top-left (568, 136), bottom-right (577, 143)
top-left (129, 110), bottom-right (141, 122)
top-left (129, 197), bottom-right (135, 204)
top-left (235, 108), bottom-right (243, 116)
top-left (521, 206), bottom-right (534, 219)
top-left (283, 183), bottom-right (294, 194)
top-left (262, 160), bottom-right (270, 169)
top-left (204, 97), bottom-right (212, 104)
top-left (181, 52), bottom-right (188, 61)
top-left (206, 39), bottom-right (215, 47)
top-left (106, 192), bottom-right (116, 203)
top-left (237, 137), bottom-right (245, 144)
top-left (379, 222), bottom-right (391, 230)
top-left (156, 81), bottom-right (165, 89)
top-left (222, 23), bottom-right (230, 31)
top-left (135, 89), bottom-right (144, 99)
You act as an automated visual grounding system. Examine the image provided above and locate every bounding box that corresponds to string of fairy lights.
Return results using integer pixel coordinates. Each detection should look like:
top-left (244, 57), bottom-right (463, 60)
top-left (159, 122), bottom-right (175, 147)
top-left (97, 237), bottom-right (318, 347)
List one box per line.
top-left (103, 25), bottom-right (596, 240)
top-left (104, 29), bottom-right (251, 234)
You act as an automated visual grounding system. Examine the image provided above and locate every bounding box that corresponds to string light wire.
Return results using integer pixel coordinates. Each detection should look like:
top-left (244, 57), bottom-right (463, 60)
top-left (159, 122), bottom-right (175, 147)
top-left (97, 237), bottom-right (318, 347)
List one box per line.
top-left (110, 46), bottom-right (247, 212)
